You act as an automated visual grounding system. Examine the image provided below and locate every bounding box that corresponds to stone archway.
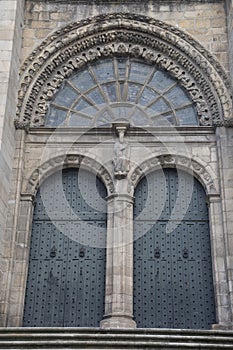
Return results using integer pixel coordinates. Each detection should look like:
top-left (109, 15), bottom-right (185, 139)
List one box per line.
top-left (16, 13), bottom-right (232, 129)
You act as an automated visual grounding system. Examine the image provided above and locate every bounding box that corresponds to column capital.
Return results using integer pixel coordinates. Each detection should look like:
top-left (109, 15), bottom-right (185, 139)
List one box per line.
top-left (207, 193), bottom-right (221, 204)
top-left (106, 193), bottom-right (134, 204)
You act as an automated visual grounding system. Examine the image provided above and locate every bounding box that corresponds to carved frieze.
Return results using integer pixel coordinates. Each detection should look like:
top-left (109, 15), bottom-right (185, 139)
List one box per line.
top-left (16, 13), bottom-right (232, 128)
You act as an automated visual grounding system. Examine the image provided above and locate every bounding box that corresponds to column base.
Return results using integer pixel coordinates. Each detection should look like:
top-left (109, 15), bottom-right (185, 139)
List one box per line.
top-left (212, 323), bottom-right (233, 330)
top-left (100, 314), bottom-right (137, 329)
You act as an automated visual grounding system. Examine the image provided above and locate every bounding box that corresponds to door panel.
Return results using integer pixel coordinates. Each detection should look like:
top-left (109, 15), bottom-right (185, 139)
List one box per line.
top-left (133, 168), bottom-right (215, 329)
top-left (23, 168), bottom-right (107, 327)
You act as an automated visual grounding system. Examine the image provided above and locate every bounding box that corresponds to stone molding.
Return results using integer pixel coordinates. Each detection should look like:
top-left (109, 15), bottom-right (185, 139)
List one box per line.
top-left (23, 154), bottom-right (115, 196)
top-left (130, 154), bottom-right (218, 196)
top-left (15, 13), bottom-right (232, 128)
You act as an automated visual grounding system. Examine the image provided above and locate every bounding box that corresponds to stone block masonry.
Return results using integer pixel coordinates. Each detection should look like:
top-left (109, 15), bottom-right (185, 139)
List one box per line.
top-left (0, 0), bottom-right (25, 326)
top-left (226, 0), bottom-right (233, 90)
top-left (22, 0), bottom-right (229, 72)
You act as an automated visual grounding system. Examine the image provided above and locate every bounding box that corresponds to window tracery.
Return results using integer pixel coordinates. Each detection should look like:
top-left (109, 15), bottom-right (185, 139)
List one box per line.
top-left (46, 58), bottom-right (198, 127)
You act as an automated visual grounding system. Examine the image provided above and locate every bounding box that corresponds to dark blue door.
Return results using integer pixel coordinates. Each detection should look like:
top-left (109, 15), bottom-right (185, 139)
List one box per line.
top-left (133, 168), bottom-right (215, 329)
top-left (23, 168), bottom-right (107, 327)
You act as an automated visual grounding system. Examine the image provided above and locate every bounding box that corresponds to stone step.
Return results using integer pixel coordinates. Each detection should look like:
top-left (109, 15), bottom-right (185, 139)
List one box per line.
top-left (0, 328), bottom-right (233, 349)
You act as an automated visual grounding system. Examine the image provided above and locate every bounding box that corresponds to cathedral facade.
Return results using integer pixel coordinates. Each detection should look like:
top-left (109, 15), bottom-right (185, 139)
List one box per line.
top-left (0, 1), bottom-right (233, 341)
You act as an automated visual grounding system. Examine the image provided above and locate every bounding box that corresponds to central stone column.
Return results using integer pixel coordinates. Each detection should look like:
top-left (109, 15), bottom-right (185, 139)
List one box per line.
top-left (101, 121), bottom-right (136, 328)
top-left (100, 192), bottom-right (136, 329)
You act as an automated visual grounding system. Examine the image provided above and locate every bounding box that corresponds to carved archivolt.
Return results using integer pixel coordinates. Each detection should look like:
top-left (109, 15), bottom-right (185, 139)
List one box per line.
top-left (130, 154), bottom-right (218, 196)
top-left (16, 13), bottom-right (232, 128)
top-left (23, 154), bottom-right (115, 196)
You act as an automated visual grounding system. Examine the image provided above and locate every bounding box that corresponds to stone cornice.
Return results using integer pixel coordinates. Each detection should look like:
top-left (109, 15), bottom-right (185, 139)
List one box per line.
top-left (16, 13), bottom-right (232, 128)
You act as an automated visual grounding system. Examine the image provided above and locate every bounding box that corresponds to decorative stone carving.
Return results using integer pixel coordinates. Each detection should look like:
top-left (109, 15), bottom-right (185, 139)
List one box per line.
top-left (16, 13), bottom-right (232, 129)
top-left (14, 119), bottom-right (30, 131)
top-left (213, 118), bottom-right (233, 128)
top-left (130, 154), bottom-right (218, 195)
top-left (24, 154), bottom-right (115, 196)
top-left (112, 122), bottom-right (130, 180)
top-left (224, 119), bottom-right (233, 127)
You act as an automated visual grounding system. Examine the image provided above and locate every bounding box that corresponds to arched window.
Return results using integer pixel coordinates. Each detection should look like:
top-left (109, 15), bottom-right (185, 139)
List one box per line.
top-left (45, 58), bottom-right (198, 127)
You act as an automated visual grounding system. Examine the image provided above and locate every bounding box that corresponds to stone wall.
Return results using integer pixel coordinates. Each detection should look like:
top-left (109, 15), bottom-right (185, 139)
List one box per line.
top-left (226, 0), bottom-right (233, 90)
top-left (0, 0), bottom-right (24, 325)
top-left (23, 0), bottom-right (229, 71)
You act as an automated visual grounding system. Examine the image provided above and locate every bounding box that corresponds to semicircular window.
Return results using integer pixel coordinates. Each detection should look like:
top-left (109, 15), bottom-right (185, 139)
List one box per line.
top-left (45, 58), bottom-right (198, 127)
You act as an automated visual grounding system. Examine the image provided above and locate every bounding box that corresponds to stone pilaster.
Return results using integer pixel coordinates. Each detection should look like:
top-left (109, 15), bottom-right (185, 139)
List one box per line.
top-left (215, 126), bottom-right (233, 326)
top-left (0, 0), bottom-right (25, 326)
top-left (208, 195), bottom-right (232, 328)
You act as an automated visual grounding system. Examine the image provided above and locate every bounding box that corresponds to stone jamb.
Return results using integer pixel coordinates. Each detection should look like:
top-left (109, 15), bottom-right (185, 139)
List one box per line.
top-left (208, 195), bottom-right (232, 327)
top-left (214, 125), bottom-right (233, 323)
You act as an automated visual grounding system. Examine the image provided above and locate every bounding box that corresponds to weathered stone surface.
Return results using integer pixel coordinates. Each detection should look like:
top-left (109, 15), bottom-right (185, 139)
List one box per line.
top-left (1, 0), bottom-right (233, 332)
top-left (0, 328), bottom-right (232, 349)
top-left (16, 12), bottom-right (232, 129)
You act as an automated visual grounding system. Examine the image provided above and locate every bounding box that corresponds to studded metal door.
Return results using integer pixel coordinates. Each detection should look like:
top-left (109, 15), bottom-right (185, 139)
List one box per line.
top-left (23, 168), bottom-right (107, 327)
top-left (133, 168), bottom-right (215, 329)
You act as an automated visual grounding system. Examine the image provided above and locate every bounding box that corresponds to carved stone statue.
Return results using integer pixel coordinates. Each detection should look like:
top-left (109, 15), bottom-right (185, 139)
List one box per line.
top-left (112, 122), bottom-right (130, 180)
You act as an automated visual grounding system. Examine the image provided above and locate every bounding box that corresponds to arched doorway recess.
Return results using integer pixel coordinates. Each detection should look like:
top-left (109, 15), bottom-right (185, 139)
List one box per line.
top-left (133, 168), bottom-right (216, 329)
top-left (23, 168), bottom-right (107, 327)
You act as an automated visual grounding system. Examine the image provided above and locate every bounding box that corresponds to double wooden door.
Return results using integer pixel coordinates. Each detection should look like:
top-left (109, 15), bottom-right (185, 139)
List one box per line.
top-left (133, 169), bottom-right (216, 329)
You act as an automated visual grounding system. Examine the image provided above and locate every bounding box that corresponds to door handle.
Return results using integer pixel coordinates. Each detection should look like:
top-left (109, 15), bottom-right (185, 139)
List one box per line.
top-left (50, 246), bottom-right (57, 258)
top-left (154, 247), bottom-right (161, 259)
top-left (183, 247), bottom-right (189, 259)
